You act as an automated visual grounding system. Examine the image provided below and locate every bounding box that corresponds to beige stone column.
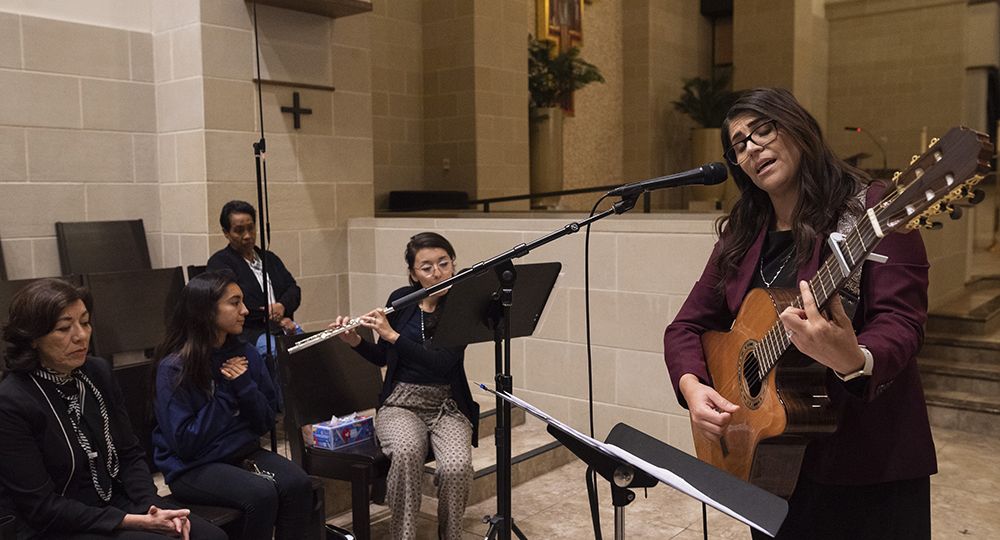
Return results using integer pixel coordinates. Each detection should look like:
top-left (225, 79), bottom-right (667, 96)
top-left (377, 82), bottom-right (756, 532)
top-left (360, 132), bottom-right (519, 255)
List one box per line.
top-left (370, 1), bottom-right (423, 208)
top-left (470, 0), bottom-right (530, 206)
top-left (732, 0), bottom-right (827, 131)
top-left (153, 0), bottom-right (374, 328)
top-left (420, 0), bottom-right (530, 208)
top-left (622, 0), bottom-right (711, 209)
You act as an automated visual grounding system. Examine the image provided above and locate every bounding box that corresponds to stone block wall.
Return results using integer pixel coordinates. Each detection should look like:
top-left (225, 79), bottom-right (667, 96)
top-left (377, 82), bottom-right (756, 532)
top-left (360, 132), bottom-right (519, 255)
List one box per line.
top-left (348, 213), bottom-right (720, 453)
top-left (370, 1), bottom-right (423, 209)
top-left (0, 12), bottom-right (159, 278)
top-left (0, 0), bottom-right (375, 331)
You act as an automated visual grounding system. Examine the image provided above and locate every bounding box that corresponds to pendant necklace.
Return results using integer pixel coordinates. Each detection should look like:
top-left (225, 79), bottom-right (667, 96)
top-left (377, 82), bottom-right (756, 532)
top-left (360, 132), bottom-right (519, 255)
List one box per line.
top-left (419, 309), bottom-right (426, 342)
top-left (760, 250), bottom-right (793, 288)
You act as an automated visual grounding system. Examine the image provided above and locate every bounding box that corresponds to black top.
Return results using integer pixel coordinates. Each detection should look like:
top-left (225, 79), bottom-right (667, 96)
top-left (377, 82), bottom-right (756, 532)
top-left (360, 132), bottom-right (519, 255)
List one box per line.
top-left (750, 229), bottom-right (797, 290)
top-left (393, 308), bottom-right (451, 385)
top-left (353, 286), bottom-right (480, 445)
top-left (206, 245), bottom-right (301, 341)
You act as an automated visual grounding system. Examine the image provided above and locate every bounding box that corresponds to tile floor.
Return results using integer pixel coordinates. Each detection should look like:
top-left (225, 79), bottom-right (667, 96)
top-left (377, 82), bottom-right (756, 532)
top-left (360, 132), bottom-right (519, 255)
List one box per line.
top-left (343, 426), bottom-right (1000, 539)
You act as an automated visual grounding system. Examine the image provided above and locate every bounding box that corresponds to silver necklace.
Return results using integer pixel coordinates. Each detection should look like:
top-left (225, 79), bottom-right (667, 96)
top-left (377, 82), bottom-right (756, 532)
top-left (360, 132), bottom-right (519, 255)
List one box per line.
top-left (760, 250), bottom-right (793, 288)
top-left (419, 309), bottom-right (425, 342)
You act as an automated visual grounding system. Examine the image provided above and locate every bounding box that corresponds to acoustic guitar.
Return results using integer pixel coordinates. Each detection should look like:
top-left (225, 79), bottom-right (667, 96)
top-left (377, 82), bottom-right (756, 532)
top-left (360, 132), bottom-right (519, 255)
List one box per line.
top-left (695, 127), bottom-right (993, 497)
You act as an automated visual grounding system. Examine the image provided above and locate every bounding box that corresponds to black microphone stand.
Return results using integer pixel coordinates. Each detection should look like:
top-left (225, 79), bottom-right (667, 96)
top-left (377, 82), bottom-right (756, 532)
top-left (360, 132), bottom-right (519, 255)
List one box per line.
top-left (389, 194), bottom-right (641, 540)
top-left (845, 126), bottom-right (887, 172)
top-left (250, 0), bottom-right (277, 453)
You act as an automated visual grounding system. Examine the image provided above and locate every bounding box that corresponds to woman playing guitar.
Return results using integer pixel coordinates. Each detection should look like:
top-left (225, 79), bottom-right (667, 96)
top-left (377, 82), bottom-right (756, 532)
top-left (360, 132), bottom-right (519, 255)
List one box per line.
top-left (664, 88), bottom-right (935, 539)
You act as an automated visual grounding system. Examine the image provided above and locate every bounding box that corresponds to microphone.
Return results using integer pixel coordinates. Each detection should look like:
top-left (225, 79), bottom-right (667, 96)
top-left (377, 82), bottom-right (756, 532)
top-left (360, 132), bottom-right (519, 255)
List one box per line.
top-left (606, 162), bottom-right (728, 197)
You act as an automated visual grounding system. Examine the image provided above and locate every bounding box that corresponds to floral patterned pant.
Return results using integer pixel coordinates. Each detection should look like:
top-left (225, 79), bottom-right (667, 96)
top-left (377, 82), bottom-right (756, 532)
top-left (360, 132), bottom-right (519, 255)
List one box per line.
top-left (375, 382), bottom-right (473, 540)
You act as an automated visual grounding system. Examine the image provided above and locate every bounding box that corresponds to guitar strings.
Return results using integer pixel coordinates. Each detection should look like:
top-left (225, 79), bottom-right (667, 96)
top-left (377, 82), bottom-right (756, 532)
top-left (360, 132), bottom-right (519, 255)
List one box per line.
top-left (716, 215), bottom-right (879, 394)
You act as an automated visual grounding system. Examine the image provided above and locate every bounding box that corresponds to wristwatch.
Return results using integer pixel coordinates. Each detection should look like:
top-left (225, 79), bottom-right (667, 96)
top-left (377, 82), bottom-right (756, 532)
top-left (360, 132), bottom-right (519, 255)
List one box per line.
top-left (836, 345), bottom-right (873, 382)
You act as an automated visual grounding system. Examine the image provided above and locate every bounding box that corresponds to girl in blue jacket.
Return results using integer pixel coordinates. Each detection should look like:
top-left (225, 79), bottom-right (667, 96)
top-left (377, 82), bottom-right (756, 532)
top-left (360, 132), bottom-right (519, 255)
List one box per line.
top-left (151, 271), bottom-right (311, 540)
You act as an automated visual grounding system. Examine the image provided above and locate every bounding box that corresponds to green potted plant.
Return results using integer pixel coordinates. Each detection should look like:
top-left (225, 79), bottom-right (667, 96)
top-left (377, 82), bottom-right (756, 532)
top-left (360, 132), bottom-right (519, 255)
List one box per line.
top-left (672, 70), bottom-right (739, 210)
top-left (529, 37), bottom-right (604, 110)
top-left (528, 36), bottom-right (604, 208)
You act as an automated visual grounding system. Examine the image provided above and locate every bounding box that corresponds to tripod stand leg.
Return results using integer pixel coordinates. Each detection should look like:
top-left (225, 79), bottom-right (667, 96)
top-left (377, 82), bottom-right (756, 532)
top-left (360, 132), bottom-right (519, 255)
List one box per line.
top-left (483, 515), bottom-right (500, 540)
top-left (614, 506), bottom-right (624, 540)
top-left (483, 516), bottom-right (527, 540)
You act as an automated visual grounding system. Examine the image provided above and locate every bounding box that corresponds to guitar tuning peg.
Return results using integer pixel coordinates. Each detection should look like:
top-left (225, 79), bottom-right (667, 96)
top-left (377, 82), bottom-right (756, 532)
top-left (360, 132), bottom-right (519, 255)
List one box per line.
top-left (910, 155), bottom-right (920, 165)
top-left (928, 137), bottom-right (939, 147)
top-left (970, 188), bottom-right (986, 205)
top-left (916, 216), bottom-right (943, 230)
top-left (949, 206), bottom-right (963, 220)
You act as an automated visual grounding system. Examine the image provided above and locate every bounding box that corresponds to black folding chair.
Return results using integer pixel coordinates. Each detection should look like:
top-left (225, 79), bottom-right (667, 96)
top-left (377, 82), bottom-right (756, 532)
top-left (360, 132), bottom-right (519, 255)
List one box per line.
top-left (0, 237), bottom-right (7, 281)
top-left (55, 220), bottom-right (151, 275)
top-left (278, 330), bottom-right (390, 540)
top-left (186, 264), bottom-right (207, 281)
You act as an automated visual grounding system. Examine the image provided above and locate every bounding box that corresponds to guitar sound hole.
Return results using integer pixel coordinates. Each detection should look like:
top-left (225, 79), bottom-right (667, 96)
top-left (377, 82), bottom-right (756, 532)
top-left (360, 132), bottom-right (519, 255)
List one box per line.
top-left (744, 352), bottom-right (763, 398)
top-left (738, 342), bottom-right (766, 410)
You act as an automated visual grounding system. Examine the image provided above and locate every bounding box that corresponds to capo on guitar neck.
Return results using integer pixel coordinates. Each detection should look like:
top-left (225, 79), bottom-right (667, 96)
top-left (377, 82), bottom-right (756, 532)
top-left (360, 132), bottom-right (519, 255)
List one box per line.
top-left (827, 232), bottom-right (888, 277)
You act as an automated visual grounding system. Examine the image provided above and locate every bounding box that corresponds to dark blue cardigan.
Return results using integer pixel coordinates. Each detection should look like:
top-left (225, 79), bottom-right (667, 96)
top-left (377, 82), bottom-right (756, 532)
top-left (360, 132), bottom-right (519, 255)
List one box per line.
top-left (353, 286), bottom-right (480, 445)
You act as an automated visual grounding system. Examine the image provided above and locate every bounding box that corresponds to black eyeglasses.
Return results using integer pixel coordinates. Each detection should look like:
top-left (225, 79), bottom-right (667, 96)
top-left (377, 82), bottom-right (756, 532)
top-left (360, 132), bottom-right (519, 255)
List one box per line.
top-left (724, 120), bottom-right (778, 165)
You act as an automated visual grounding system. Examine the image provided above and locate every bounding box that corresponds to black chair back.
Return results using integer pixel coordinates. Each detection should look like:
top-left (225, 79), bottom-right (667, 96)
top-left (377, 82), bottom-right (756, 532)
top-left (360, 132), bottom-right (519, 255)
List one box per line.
top-left (0, 238), bottom-right (6, 281)
top-left (56, 220), bottom-right (151, 275)
top-left (186, 264), bottom-right (207, 281)
top-left (83, 267), bottom-right (184, 468)
top-left (83, 267), bottom-right (184, 359)
top-left (277, 330), bottom-right (381, 459)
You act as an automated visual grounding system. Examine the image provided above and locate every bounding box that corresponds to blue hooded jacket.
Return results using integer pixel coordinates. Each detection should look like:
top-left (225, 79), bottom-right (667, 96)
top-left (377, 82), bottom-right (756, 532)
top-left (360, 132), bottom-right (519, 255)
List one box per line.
top-left (151, 337), bottom-right (278, 483)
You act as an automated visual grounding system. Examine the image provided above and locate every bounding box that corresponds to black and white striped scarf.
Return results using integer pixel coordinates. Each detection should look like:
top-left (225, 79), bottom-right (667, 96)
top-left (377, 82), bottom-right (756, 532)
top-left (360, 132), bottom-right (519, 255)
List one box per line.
top-left (33, 367), bottom-right (120, 502)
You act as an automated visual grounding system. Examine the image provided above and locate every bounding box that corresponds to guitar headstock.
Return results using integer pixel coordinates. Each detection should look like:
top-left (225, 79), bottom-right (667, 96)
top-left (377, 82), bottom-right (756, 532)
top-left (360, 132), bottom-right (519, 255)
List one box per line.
top-left (874, 127), bottom-right (992, 233)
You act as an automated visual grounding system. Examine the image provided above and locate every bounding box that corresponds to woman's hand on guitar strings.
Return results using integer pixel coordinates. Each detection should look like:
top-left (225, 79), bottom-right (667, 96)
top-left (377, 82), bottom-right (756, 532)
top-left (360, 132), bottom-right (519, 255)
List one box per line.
top-left (679, 373), bottom-right (739, 442)
top-left (779, 281), bottom-right (867, 375)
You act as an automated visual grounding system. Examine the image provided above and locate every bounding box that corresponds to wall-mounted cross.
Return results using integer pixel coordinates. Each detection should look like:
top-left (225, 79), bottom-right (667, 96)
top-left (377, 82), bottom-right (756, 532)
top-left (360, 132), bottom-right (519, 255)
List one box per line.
top-left (280, 91), bottom-right (312, 129)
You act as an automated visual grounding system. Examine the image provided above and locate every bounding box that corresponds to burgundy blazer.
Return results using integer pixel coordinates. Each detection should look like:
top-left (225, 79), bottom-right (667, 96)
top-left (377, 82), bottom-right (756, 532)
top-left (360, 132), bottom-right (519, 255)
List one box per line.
top-left (663, 182), bottom-right (937, 485)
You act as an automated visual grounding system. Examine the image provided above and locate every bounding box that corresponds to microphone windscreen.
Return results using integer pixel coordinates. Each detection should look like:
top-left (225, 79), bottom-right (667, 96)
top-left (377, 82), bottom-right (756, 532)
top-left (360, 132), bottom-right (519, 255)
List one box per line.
top-left (703, 162), bottom-right (728, 184)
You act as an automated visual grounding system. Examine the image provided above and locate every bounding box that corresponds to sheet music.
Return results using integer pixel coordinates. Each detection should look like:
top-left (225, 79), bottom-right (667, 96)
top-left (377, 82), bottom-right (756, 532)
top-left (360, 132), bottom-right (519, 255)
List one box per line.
top-left (477, 384), bottom-right (775, 536)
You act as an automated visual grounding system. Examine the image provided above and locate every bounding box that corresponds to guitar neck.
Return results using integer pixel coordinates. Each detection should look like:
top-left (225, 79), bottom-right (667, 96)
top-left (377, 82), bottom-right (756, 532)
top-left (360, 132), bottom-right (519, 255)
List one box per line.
top-left (757, 211), bottom-right (883, 375)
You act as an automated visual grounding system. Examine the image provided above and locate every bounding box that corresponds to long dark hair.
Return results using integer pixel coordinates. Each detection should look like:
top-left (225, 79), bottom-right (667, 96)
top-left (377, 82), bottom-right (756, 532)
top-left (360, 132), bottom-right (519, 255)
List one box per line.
top-left (153, 270), bottom-right (238, 393)
top-left (716, 87), bottom-right (868, 289)
top-left (404, 232), bottom-right (456, 338)
top-left (2, 279), bottom-right (92, 373)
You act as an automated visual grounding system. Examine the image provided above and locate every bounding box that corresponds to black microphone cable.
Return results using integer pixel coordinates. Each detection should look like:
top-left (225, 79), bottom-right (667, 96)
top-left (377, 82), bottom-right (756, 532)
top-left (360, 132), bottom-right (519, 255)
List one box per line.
top-left (583, 192), bottom-right (610, 537)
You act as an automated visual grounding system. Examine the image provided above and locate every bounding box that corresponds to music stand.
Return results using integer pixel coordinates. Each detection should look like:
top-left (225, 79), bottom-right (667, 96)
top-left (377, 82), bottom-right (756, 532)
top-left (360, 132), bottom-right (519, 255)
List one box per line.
top-left (430, 262), bottom-right (561, 540)
top-left (484, 387), bottom-right (788, 539)
top-left (431, 262), bottom-right (560, 348)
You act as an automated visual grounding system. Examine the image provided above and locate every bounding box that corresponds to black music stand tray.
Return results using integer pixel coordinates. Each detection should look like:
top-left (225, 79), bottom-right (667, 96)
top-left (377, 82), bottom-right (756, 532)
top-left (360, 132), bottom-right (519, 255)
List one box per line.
top-left (484, 388), bottom-right (788, 540)
top-left (431, 262), bottom-right (561, 540)
top-left (431, 262), bottom-right (560, 349)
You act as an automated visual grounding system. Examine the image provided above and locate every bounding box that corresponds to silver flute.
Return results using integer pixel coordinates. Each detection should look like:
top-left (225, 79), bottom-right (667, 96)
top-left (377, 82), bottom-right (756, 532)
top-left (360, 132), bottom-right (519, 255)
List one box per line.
top-left (287, 307), bottom-right (396, 354)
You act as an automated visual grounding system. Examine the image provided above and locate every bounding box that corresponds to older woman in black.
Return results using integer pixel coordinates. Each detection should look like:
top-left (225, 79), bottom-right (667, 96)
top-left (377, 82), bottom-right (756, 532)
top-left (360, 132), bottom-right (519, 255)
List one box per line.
top-left (0, 279), bottom-right (225, 540)
top-left (333, 232), bottom-right (479, 540)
